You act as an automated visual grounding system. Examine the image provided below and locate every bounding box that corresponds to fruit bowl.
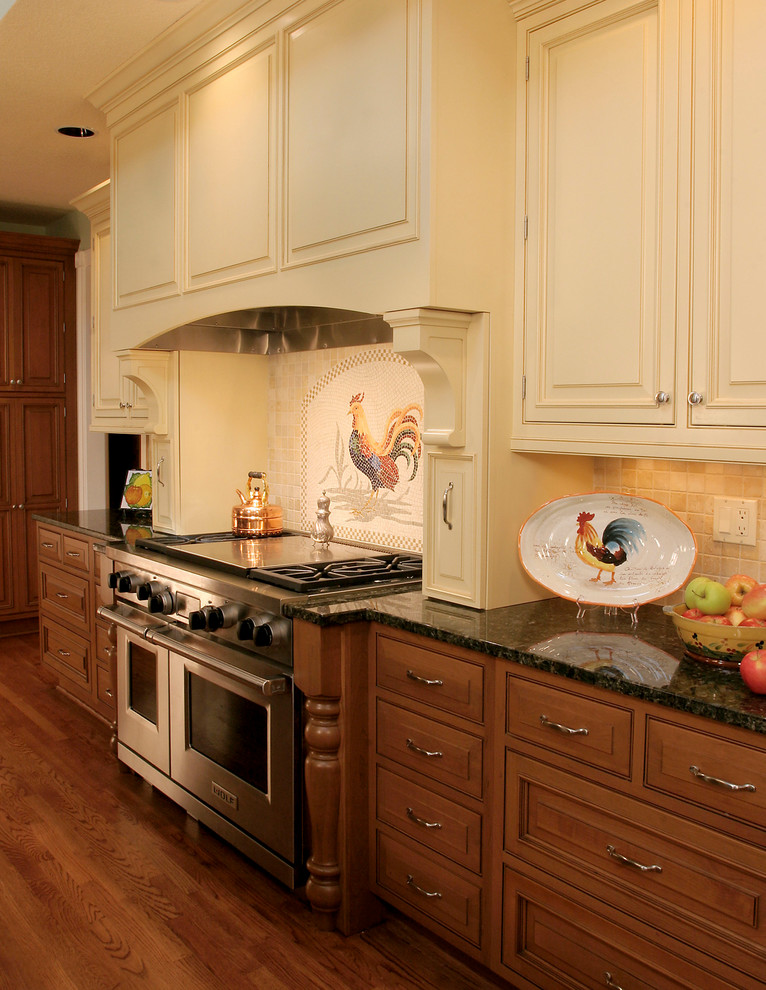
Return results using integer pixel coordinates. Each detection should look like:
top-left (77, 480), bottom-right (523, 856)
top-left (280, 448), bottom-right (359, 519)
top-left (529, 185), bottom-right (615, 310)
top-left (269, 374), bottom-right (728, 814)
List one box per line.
top-left (664, 604), bottom-right (766, 667)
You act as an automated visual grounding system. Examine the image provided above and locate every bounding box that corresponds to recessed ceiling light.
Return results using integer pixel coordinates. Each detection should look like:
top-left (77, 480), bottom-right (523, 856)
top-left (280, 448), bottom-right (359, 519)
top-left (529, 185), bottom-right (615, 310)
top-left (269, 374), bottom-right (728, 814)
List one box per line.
top-left (57, 126), bottom-right (95, 138)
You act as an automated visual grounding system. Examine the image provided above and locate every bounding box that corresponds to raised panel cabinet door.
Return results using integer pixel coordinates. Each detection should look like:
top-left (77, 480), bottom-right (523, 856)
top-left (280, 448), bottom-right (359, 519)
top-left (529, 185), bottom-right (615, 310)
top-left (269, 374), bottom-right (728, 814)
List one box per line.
top-left (519, 0), bottom-right (679, 426)
top-left (18, 400), bottom-right (65, 508)
top-left (0, 258), bottom-right (9, 388)
top-left (185, 40), bottom-right (277, 289)
top-left (284, 0), bottom-right (418, 266)
top-left (688, 1), bottom-right (766, 427)
top-left (17, 258), bottom-right (65, 392)
top-left (425, 452), bottom-right (478, 607)
top-left (113, 103), bottom-right (179, 307)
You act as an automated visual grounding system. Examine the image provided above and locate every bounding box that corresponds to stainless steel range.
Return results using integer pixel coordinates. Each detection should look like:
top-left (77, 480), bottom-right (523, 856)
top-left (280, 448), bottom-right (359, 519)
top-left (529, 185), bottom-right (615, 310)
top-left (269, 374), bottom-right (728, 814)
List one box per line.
top-left (98, 531), bottom-right (421, 888)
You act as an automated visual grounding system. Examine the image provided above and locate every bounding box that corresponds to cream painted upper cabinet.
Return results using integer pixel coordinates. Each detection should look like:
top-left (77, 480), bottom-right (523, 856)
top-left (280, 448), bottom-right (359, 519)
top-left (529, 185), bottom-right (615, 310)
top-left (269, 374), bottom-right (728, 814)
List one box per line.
top-left (283, 0), bottom-right (416, 266)
top-left (512, 0), bottom-right (766, 461)
top-left (71, 181), bottom-right (149, 432)
top-left (516, 0), bottom-right (679, 428)
top-left (687, 1), bottom-right (766, 429)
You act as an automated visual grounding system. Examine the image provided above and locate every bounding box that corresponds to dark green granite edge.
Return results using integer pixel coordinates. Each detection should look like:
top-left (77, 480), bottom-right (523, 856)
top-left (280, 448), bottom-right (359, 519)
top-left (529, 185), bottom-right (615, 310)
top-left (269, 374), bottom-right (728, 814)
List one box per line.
top-left (284, 597), bottom-right (766, 737)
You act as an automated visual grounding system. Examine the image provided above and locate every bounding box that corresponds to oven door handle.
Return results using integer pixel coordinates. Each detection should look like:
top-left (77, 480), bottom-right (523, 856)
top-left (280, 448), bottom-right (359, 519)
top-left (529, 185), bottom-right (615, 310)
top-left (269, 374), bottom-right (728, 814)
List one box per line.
top-left (147, 627), bottom-right (289, 697)
top-left (97, 602), bottom-right (168, 639)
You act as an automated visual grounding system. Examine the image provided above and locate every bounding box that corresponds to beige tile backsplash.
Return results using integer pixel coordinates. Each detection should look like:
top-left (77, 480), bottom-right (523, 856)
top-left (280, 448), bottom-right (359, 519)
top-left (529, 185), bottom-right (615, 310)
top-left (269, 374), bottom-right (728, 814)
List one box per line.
top-left (594, 458), bottom-right (766, 593)
top-left (267, 348), bottom-right (766, 600)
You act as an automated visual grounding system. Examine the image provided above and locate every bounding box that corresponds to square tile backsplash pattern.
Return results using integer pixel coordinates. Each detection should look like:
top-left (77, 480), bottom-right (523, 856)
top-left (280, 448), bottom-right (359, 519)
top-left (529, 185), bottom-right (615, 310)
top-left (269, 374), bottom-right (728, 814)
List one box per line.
top-left (593, 458), bottom-right (766, 595)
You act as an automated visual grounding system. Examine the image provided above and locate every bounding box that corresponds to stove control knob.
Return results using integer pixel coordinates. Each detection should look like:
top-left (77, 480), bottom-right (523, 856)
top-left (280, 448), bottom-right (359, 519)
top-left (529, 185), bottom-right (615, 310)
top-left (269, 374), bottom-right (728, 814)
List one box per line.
top-left (149, 589), bottom-right (176, 615)
top-left (208, 603), bottom-right (240, 632)
top-left (238, 613), bottom-right (290, 649)
top-left (188, 606), bottom-right (213, 631)
top-left (137, 580), bottom-right (164, 601)
top-left (117, 573), bottom-right (144, 593)
top-left (108, 570), bottom-right (131, 590)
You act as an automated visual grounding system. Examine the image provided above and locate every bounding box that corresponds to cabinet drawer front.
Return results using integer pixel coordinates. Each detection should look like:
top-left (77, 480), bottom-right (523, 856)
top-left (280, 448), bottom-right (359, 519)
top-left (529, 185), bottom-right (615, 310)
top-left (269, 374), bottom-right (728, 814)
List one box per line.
top-left (376, 699), bottom-right (484, 798)
top-left (95, 619), bottom-right (113, 666)
top-left (646, 716), bottom-right (766, 827)
top-left (61, 533), bottom-right (90, 573)
top-left (40, 563), bottom-right (89, 629)
top-left (41, 617), bottom-right (90, 687)
top-left (376, 766), bottom-right (482, 873)
top-left (37, 526), bottom-right (62, 564)
top-left (502, 868), bottom-right (729, 990)
top-left (95, 662), bottom-right (115, 710)
top-left (376, 831), bottom-right (482, 947)
top-left (376, 632), bottom-right (484, 722)
top-left (506, 673), bottom-right (633, 777)
top-left (508, 752), bottom-right (766, 954)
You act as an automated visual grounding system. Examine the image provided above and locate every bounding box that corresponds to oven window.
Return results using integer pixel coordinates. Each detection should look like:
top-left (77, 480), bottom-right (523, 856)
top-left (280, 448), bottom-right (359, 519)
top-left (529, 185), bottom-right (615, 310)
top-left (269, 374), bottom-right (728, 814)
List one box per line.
top-left (128, 641), bottom-right (158, 725)
top-left (187, 673), bottom-right (268, 793)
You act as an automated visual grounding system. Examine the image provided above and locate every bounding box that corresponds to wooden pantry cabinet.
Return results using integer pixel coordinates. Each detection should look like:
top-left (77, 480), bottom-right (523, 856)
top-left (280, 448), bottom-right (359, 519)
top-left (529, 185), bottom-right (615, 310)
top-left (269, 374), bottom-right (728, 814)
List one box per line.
top-left (37, 521), bottom-right (115, 722)
top-left (511, 0), bottom-right (766, 462)
top-left (0, 233), bottom-right (78, 632)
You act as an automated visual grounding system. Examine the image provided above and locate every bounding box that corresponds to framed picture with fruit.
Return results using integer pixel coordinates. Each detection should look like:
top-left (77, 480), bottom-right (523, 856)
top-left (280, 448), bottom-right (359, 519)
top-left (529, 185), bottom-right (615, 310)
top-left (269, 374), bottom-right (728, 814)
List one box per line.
top-left (121, 469), bottom-right (152, 511)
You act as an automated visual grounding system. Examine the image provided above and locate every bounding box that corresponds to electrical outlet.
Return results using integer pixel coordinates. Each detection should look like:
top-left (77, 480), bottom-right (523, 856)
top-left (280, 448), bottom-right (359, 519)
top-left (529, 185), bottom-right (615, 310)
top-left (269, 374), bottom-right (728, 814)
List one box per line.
top-left (713, 497), bottom-right (758, 546)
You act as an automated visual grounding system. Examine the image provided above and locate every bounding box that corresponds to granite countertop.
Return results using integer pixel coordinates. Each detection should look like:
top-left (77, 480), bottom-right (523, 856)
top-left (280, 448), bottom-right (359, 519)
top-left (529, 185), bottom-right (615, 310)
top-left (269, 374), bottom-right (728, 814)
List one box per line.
top-left (284, 591), bottom-right (766, 736)
top-left (32, 510), bottom-right (155, 544)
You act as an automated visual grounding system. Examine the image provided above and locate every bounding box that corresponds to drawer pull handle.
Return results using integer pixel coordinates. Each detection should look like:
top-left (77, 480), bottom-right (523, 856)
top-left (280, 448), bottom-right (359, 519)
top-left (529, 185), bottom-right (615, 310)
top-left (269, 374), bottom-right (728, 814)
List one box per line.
top-left (41, 542), bottom-right (54, 549)
top-left (540, 714), bottom-right (589, 736)
top-left (406, 807), bottom-right (443, 830)
top-left (406, 738), bottom-right (443, 759)
top-left (689, 765), bottom-right (756, 792)
top-left (57, 649), bottom-right (71, 658)
top-left (406, 874), bottom-right (442, 899)
top-left (55, 592), bottom-right (70, 599)
top-left (406, 670), bottom-right (444, 687)
top-left (66, 551), bottom-right (81, 558)
top-left (604, 974), bottom-right (624, 990)
top-left (606, 844), bottom-right (662, 873)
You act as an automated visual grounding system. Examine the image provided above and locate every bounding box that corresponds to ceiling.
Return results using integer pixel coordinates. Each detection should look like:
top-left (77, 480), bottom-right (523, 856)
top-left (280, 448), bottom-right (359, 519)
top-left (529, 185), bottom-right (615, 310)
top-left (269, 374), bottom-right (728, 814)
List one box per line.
top-left (0, 0), bottom-right (207, 226)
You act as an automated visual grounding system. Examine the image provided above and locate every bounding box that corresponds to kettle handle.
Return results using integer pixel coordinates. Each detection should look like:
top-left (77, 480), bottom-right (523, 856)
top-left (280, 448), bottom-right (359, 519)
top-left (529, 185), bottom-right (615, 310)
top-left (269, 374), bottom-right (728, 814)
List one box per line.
top-left (248, 471), bottom-right (266, 479)
top-left (246, 470), bottom-right (269, 501)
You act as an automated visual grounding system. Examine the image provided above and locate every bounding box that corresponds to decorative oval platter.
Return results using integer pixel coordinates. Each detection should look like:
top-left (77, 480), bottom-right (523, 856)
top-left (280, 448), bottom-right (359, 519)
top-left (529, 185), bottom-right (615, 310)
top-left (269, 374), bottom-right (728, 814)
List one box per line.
top-left (518, 492), bottom-right (697, 608)
top-left (528, 631), bottom-right (680, 686)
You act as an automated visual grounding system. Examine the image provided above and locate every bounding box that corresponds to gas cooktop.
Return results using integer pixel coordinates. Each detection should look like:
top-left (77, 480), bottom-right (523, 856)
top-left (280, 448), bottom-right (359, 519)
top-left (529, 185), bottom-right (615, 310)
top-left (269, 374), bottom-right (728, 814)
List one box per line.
top-left (135, 531), bottom-right (422, 593)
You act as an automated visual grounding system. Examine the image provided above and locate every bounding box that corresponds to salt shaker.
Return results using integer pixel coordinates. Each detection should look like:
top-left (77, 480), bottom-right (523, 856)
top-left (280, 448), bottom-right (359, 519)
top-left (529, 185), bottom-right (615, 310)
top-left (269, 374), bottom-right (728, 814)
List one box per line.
top-left (311, 491), bottom-right (334, 546)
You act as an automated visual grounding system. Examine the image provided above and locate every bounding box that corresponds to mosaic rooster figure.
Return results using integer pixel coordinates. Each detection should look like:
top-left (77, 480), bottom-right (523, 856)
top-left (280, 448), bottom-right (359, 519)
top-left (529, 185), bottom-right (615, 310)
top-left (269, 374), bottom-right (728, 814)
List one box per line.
top-left (348, 393), bottom-right (423, 514)
top-left (575, 511), bottom-right (647, 584)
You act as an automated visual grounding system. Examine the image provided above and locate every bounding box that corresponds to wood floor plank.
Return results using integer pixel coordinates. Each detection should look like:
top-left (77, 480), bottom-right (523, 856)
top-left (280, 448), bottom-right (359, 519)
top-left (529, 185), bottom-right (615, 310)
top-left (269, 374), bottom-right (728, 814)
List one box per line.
top-left (0, 634), bottom-right (511, 990)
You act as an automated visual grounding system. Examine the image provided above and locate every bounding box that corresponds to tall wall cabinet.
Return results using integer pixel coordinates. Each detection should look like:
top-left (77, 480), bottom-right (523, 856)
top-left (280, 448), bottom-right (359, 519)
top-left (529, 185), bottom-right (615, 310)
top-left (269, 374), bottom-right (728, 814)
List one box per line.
top-left (511, 0), bottom-right (766, 462)
top-left (0, 232), bottom-right (78, 632)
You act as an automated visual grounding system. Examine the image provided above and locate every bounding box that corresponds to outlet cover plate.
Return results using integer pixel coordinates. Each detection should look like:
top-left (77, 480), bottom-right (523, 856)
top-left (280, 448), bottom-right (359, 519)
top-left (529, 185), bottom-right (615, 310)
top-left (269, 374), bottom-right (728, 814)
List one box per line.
top-left (713, 497), bottom-right (757, 546)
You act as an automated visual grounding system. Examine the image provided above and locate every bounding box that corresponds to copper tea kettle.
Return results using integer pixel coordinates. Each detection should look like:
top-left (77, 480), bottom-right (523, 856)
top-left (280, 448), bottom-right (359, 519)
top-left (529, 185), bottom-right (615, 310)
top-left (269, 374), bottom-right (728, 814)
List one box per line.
top-left (232, 471), bottom-right (283, 537)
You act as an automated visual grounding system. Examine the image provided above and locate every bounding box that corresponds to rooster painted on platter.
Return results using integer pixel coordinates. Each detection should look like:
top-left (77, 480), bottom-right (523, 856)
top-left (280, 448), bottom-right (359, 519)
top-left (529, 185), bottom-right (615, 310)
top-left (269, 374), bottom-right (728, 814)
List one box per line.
top-left (575, 511), bottom-right (646, 584)
top-left (348, 393), bottom-right (423, 514)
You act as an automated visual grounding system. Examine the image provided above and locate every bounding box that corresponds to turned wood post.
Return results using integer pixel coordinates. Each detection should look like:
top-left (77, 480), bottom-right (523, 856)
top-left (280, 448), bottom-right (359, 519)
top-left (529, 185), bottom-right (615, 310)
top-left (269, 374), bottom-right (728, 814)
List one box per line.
top-left (303, 694), bottom-right (342, 928)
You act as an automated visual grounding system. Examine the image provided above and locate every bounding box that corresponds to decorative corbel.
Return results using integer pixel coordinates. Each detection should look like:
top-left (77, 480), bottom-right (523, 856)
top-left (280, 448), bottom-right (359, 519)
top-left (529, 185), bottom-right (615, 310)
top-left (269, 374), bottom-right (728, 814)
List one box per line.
top-left (117, 350), bottom-right (173, 435)
top-left (385, 308), bottom-right (472, 448)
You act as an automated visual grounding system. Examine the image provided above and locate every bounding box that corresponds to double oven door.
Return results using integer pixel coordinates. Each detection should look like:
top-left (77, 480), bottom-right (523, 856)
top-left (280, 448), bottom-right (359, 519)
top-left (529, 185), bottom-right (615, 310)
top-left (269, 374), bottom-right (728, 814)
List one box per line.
top-left (114, 617), bottom-right (298, 874)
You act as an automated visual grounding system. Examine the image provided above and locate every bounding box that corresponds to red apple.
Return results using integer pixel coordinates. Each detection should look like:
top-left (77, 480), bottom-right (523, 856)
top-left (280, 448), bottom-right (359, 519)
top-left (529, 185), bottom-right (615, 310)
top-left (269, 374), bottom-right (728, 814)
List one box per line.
top-left (681, 608), bottom-right (704, 620)
top-left (741, 618), bottom-right (766, 627)
top-left (725, 606), bottom-right (747, 627)
top-left (742, 584), bottom-right (766, 620)
top-left (725, 573), bottom-right (758, 606)
top-left (697, 614), bottom-right (732, 625)
top-left (740, 649), bottom-right (766, 693)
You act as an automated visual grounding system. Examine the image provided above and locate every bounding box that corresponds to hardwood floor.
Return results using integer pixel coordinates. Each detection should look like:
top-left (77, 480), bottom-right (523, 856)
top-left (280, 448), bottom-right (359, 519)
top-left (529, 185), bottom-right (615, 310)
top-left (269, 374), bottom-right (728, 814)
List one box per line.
top-left (0, 634), bottom-right (511, 990)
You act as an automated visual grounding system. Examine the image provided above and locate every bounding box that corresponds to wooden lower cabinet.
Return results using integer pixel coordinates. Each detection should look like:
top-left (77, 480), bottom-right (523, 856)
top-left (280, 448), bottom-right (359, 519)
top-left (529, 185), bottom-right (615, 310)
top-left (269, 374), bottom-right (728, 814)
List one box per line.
top-left (36, 521), bottom-right (115, 721)
top-left (365, 630), bottom-right (766, 989)
top-left (369, 626), bottom-right (491, 963)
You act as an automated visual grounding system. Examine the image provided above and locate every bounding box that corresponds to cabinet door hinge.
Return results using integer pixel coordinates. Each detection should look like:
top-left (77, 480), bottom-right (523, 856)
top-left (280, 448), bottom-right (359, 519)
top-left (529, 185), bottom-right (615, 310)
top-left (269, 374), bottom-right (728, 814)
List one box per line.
top-left (523, 216), bottom-right (528, 240)
top-left (522, 375), bottom-right (527, 399)
top-left (525, 55), bottom-right (530, 81)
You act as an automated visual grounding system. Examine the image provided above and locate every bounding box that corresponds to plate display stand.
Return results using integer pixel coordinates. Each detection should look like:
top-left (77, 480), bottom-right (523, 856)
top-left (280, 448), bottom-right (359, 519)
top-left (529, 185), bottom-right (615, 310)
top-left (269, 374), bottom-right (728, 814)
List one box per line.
top-left (575, 599), bottom-right (641, 627)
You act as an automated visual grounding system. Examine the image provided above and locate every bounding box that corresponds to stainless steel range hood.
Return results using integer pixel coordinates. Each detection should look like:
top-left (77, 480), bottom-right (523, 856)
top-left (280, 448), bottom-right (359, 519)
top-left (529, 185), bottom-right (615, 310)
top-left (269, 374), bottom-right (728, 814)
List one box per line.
top-left (142, 306), bottom-right (393, 355)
